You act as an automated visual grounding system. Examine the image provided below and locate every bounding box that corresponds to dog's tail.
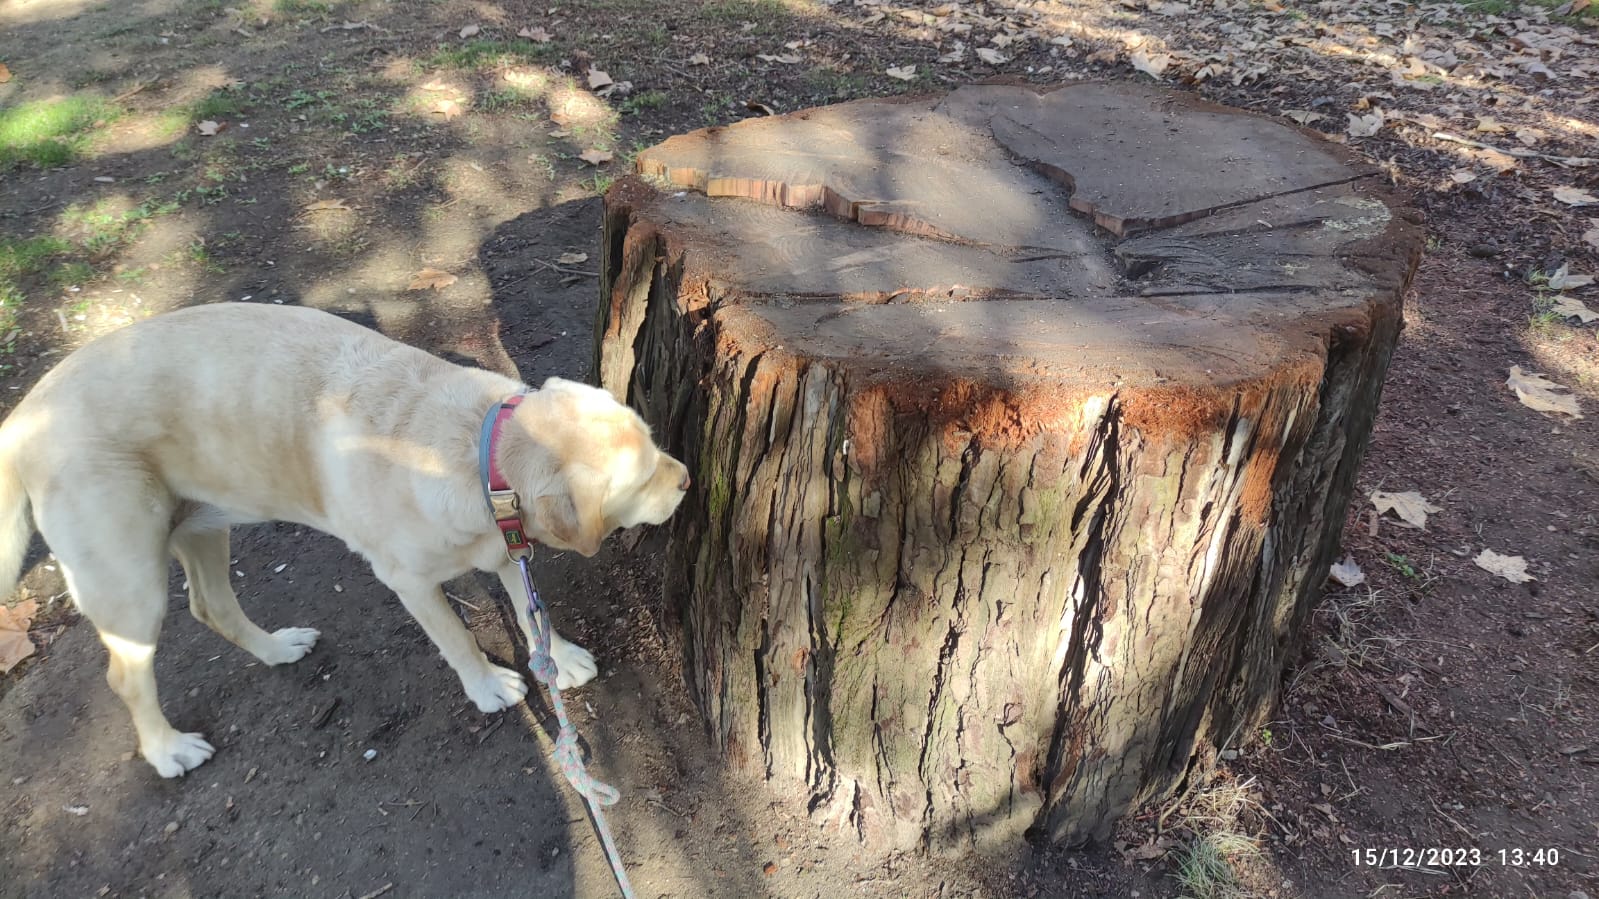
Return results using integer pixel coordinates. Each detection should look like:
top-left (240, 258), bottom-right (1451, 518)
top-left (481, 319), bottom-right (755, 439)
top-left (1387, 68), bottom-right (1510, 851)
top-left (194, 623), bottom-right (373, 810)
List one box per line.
top-left (0, 436), bottom-right (32, 599)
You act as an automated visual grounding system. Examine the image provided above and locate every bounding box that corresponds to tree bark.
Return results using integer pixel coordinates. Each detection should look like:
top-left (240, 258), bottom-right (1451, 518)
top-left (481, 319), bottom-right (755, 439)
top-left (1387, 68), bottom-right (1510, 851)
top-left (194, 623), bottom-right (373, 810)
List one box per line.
top-left (595, 82), bottom-right (1421, 850)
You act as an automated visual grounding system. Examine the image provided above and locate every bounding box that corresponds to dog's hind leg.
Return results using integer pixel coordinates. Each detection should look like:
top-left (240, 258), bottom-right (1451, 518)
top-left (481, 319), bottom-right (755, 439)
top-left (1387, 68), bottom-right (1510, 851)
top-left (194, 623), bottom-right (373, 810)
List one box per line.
top-left (35, 480), bottom-right (215, 777)
top-left (170, 517), bottom-right (319, 665)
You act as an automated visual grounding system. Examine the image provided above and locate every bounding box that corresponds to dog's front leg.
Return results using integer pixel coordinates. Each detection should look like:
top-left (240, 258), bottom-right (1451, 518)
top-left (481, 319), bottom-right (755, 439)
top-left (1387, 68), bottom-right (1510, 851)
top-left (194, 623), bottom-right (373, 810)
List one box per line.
top-left (496, 564), bottom-right (599, 690)
top-left (376, 568), bottom-right (529, 713)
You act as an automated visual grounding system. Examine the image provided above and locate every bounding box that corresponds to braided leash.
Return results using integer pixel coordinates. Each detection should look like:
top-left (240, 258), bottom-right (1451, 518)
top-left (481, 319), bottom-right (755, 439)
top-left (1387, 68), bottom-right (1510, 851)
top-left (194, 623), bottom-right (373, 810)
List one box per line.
top-left (513, 556), bottom-right (636, 899)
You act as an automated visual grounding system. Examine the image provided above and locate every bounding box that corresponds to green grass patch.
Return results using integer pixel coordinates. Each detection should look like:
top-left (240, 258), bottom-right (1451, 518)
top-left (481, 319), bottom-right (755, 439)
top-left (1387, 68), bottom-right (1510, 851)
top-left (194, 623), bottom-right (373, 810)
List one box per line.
top-left (275, 0), bottom-right (335, 14)
top-left (1172, 832), bottom-right (1259, 899)
top-left (0, 236), bottom-right (73, 281)
top-left (0, 96), bottom-right (117, 170)
top-left (49, 261), bottom-right (97, 289)
top-left (0, 236), bottom-right (71, 334)
top-left (703, 0), bottom-right (789, 25)
top-left (190, 89), bottom-right (248, 121)
top-left (619, 90), bottom-right (668, 115)
top-left (424, 39), bottom-right (557, 70)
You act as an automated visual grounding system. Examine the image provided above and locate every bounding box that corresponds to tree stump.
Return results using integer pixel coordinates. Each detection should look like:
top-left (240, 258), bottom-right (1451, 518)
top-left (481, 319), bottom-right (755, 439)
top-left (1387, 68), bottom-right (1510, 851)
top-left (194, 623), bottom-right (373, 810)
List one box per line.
top-left (595, 82), bottom-right (1421, 850)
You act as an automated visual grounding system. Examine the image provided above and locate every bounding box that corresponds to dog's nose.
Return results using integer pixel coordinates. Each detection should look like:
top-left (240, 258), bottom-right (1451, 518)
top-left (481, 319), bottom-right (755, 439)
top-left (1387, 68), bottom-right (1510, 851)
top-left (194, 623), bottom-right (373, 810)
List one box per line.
top-left (679, 472), bottom-right (692, 491)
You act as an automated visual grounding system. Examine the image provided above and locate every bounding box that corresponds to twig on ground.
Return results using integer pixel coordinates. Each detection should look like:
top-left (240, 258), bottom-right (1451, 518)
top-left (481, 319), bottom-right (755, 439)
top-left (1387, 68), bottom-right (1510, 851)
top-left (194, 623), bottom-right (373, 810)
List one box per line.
top-left (355, 883), bottom-right (393, 899)
top-left (322, 20), bottom-right (390, 33)
top-left (112, 81), bottom-right (150, 103)
top-left (529, 258), bottom-right (599, 278)
top-left (476, 717), bottom-right (505, 745)
top-left (1431, 132), bottom-right (1598, 168)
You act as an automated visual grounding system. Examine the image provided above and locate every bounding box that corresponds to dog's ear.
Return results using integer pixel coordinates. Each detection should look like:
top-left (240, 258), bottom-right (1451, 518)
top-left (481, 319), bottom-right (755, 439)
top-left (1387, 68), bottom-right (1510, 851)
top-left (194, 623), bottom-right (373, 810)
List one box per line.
top-left (532, 465), bottom-right (608, 557)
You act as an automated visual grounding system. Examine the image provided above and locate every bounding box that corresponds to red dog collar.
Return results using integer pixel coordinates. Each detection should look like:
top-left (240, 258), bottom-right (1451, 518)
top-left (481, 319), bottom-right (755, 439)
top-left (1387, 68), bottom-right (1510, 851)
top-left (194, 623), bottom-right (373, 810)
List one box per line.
top-left (478, 391), bottom-right (534, 559)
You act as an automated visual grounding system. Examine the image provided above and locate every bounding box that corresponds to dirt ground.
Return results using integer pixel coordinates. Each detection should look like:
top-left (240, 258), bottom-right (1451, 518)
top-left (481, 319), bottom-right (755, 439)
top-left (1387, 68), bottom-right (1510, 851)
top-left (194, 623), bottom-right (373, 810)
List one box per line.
top-left (1, 0), bottom-right (1596, 897)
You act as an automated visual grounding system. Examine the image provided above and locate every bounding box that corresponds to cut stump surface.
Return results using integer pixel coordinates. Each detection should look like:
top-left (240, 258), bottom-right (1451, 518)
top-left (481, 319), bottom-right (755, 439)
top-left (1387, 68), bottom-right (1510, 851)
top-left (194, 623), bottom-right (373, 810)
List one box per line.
top-left (596, 82), bottom-right (1421, 850)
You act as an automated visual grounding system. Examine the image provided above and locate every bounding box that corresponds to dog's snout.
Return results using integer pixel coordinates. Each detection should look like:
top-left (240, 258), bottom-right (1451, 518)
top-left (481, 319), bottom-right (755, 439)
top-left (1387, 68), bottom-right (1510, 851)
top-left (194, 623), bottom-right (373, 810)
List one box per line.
top-left (679, 471), bottom-right (692, 491)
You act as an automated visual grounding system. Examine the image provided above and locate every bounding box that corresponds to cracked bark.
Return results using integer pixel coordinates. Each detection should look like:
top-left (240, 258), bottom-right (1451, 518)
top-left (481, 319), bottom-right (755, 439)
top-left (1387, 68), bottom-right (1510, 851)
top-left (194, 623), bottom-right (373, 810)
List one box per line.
top-left (594, 83), bottom-right (1422, 850)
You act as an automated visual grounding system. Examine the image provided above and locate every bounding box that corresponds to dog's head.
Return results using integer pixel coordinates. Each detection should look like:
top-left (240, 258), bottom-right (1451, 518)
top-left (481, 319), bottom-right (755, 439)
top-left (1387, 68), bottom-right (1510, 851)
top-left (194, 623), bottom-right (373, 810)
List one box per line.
top-left (501, 377), bottom-right (690, 557)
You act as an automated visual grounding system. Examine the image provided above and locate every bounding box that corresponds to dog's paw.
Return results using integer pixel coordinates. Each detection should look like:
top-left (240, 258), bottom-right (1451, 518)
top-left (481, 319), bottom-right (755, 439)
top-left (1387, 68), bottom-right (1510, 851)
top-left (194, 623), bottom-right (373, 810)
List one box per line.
top-left (551, 639), bottom-right (598, 690)
top-left (258, 627), bottom-right (320, 665)
top-left (466, 664), bottom-right (528, 713)
top-left (144, 731), bottom-right (216, 778)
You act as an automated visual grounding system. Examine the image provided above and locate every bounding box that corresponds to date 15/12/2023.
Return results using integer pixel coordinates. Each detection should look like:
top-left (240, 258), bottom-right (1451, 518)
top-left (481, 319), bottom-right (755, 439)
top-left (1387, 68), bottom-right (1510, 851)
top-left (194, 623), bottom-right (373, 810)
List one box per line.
top-left (1351, 847), bottom-right (1561, 868)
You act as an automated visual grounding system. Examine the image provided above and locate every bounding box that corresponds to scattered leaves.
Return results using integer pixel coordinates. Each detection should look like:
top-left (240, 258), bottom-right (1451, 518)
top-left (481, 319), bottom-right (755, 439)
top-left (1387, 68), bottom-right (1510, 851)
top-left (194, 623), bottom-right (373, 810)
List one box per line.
top-left (459, 24), bottom-right (480, 39)
top-left (1346, 110), bottom-right (1384, 139)
top-left (1553, 186), bottom-right (1599, 207)
top-left (1129, 50), bottom-right (1172, 79)
top-left (688, 52), bottom-right (710, 66)
top-left (407, 267), bottom-right (457, 291)
top-left (1506, 366), bottom-right (1582, 418)
top-left (885, 65), bottom-right (917, 81)
top-left (0, 599), bottom-right (37, 673)
top-left (556, 251), bottom-right (589, 265)
top-left (976, 47), bottom-right (1009, 65)
top-left (1547, 263), bottom-right (1594, 291)
top-left (1370, 490), bottom-right (1441, 529)
top-left (587, 68), bottom-right (613, 90)
top-left (578, 148), bottom-right (613, 166)
top-left (1474, 549), bottom-right (1533, 584)
top-left (1328, 557), bottom-right (1365, 588)
top-left (196, 120), bottom-right (222, 136)
top-left (1551, 296), bottom-right (1598, 323)
top-left (517, 26), bottom-right (552, 42)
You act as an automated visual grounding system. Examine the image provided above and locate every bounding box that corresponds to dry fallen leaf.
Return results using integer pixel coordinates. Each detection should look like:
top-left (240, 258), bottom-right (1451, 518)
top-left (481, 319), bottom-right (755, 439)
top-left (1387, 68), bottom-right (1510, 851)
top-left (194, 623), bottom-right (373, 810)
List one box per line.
top-left (1370, 490), bottom-right (1441, 529)
top-left (1450, 170), bottom-right (1477, 184)
top-left (756, 53), bottom-right (803, 64)
top-left (885, 65), bottom-right (917, 81)
top-left (1474, 116), bottom-right (1506, 133)
top-left (517, 26), bottom-right (552, 42)
top-left (1474, 549), bottom-right (1533, 584)
top-left (420, 80), bottom-right (452, 92)
top-left (433, 99), bottom-right (463, 120)
top-left (1328, 557), bottom-right (1365, 588)
top-left (1130, 50), bottom-right (1172, 79)
top-left (556, 251), bottom-right (589, 265)
top-left (1551, 296), bottom-right (1598, 323)
top-left (578, 148), bottom-right (613, 166)
top-left (1585, 220), bottom-right (1599, 252)
top-left (302, 199), bottom-right (351, 213)
top-left (196, 120), bottom-right (222, 136)
top-left (1346, 110), bottom-right (1383, 139)
top-left (1283, 109), bottom-right (1324, 126)
top-left (0, 63), bottom-right (12, 84)
top-left (1506, 365), bottom-right (1582, 418)
top-left (689, 52), bottom-right (710, 66)
top-left (0, 599), bottom-right (37, 673)
top-left (976, 47), bottom-right (1010, 65)
top-left (407, 267), bottom-right (457, 291)
top-left (1547, 263), bottom-right (1594, 291)
top-left (459, 24), bottom-right (480, 38)
top-left (1553, 186), bottom-right (1599, 207)
top-left (587, 68), bottom-right (613, 89)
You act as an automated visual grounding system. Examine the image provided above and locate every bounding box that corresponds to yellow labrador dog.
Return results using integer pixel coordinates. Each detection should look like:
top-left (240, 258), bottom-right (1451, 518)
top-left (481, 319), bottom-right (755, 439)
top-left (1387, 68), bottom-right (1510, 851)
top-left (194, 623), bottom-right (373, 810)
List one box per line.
top-left (0, 303), bottom-right (689, 778)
